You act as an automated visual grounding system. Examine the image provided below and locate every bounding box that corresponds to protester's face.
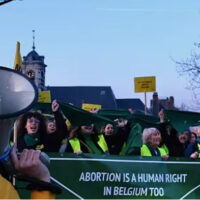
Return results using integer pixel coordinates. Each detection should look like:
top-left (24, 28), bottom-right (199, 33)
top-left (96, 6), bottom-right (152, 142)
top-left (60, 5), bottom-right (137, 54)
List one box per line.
top-left (104, 124), bottom-right (114, 136)
top-left (190, 134), bottom-right (196, 143)
top-left (25, 117), bottom-right (40, 134)
top-left (178, 134), bottom-right (187, 144)
top-left (149, 131), bottom-right (160, 147)
top-left (81, 124), bottom-right (94, 134)
top-left (47, 121), bottom-right (56, 134)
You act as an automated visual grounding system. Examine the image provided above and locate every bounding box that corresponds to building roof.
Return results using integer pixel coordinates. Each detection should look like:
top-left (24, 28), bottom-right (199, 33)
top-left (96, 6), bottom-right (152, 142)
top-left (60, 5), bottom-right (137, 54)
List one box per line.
top-left (23, 50), bottom-right (46, 65)
top-left (116, 98), bottom-right (146, 113)
top-left (46, 86), bottom-right (118, 109)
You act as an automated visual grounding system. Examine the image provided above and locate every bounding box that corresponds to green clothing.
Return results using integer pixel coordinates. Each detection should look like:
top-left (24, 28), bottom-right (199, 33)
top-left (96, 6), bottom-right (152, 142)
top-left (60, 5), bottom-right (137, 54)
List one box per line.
top-left (69, 134), bottom-right (108, 154)
top-left (24, 133), bottom-right (40, 147)
top-left (82, 133), bottom-right (103, 154)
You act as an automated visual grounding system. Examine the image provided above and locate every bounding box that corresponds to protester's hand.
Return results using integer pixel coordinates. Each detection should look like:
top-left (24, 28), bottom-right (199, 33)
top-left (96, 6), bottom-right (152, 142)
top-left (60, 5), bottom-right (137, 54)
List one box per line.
top-left (75, 151), bottom-right (83, 155)
top-left (52, 99), bottom-right (59, 112)
top-left (190, 151), bottom-right (198, 159)
top-left (158, 109), bottom-right (164, 123)
top-left (114, 119), bottom-right (127, 127)
top-left (10, 144), bottom-right (50, 183)
top-left (128, 108), bottom-right (134, 114)
top-left (162, 155), bottom-right (169, 160)
top-left (90, 108), bottom-right (99, 113)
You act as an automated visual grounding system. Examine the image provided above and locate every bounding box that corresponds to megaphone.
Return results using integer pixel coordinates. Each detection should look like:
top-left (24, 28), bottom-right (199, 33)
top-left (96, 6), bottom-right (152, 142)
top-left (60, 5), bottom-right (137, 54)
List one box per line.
top-left (0, 66), bottom-right (38, 119)
top-left (0, 66), bottom-right (38, 158)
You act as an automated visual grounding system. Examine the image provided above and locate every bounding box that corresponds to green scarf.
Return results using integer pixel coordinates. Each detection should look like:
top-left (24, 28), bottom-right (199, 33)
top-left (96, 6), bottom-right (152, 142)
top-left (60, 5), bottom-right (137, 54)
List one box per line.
top-left (81, 132), bottom-right (102, 154)
top-left (24, 133), bottom-right (40, 147)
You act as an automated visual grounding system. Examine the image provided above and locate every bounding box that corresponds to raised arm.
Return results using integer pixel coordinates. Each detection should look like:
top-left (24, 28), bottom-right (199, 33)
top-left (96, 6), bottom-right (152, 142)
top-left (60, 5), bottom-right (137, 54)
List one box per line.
top-left (52, 100), bottom-right (68, 138)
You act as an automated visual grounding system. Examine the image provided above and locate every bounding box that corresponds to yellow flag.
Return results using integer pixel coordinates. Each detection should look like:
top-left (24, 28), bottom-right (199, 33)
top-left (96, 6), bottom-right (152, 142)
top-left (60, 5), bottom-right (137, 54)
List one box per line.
top-left (13, 41), bottom-right (22, 72)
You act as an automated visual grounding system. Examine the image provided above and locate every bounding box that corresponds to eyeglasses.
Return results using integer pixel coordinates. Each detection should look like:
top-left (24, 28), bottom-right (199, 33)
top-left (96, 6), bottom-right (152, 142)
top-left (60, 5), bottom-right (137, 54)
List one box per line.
top-left (27, 118), bottom-right (40, 124)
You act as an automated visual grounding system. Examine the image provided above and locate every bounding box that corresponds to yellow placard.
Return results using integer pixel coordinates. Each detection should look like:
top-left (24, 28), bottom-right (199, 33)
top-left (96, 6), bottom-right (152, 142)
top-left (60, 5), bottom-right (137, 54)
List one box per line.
top-left (134, 76), bottom-right (156, 93)
top-left (82, 103), bottom-right (102, 111)
top-left (38, 90), bottom-right (51, 103)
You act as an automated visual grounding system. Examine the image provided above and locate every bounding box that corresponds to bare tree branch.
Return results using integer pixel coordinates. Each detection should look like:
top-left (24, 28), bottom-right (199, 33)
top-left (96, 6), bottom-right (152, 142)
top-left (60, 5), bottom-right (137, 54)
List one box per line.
top-left (173, 43), bottom-right (200, 109)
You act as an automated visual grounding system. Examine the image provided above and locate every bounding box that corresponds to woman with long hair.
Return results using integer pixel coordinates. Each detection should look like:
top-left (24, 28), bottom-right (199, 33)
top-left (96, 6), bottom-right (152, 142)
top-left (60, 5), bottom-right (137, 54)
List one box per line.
top-left (16, 111), bottom-right (47, 152)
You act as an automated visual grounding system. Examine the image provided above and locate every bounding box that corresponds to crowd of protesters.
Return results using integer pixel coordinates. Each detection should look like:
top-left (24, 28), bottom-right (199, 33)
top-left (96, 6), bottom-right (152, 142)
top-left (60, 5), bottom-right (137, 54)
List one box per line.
top-left (11, 100), bottom-right (200, 160)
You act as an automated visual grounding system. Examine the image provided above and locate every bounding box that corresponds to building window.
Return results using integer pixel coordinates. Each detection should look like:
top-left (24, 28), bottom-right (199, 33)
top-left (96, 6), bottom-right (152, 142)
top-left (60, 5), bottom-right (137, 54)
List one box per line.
top-left (100, 90), bottom-right (106, 95)
top-left (26, 70), bottom-right (35, 79)
top-left (41, 71), bottom-right (44, 78)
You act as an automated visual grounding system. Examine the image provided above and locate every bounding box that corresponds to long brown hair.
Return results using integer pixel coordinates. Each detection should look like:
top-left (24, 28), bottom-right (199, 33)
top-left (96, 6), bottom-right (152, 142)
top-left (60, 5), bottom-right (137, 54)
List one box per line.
top-left (16, 111), bottom-right (47, 143)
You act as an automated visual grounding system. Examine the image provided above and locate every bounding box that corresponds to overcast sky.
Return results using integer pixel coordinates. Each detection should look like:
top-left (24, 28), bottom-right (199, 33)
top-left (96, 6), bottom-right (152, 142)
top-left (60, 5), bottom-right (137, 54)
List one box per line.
top-left (1, 0), bottom-right (200, 110)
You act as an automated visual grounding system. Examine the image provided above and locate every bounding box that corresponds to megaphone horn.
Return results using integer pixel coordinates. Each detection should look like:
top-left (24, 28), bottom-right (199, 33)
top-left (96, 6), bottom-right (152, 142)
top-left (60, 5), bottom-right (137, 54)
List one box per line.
top-left (0, 66), bottom-right (38, 157)
top-left (0, 66), bottom-right (38, 119)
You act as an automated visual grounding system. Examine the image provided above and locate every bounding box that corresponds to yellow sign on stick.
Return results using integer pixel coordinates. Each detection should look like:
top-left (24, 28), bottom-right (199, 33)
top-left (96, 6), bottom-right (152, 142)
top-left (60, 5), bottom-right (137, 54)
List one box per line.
top-left (38, 90), bottom-right (51, 103)
top-left (82, 103), bottom-right (102, 112)
top-left (134, 76), bottom-right (156, 93)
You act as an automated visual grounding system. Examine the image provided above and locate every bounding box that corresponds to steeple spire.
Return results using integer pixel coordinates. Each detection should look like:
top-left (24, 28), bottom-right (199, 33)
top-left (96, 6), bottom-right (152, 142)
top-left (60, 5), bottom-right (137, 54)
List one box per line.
top-left (32, 30), bottom-right (35, 50)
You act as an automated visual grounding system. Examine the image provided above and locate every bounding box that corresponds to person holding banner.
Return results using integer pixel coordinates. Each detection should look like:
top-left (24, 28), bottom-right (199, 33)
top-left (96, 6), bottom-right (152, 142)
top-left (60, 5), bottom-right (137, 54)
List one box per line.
top-left (158, 109), bottom-right (187, 157)
top-left (67, 124), bottom-right (109, 154)
top-left (16, 112), bottom-right (47, 152)
top-left (141, 128), bottom-right (168, 158)
top-left (185, 132), bottom-right (200, 158)
top-left (128, 127), bottom-right (168, 159)
top-left (45, 100), bottom-right (68, 152)
top-left (101, 119), bottom-right (131, 155)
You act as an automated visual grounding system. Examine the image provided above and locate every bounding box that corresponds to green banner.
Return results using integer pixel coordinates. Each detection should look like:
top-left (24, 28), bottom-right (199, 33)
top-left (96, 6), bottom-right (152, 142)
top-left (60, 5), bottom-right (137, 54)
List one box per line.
top-left (16, 153), bottom-right (200, 199)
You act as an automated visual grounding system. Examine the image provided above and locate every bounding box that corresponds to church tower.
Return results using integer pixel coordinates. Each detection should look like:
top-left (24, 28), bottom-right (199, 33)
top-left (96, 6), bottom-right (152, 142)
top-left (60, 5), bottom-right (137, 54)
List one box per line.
top-left (22, 30), bottom-right (47, 92)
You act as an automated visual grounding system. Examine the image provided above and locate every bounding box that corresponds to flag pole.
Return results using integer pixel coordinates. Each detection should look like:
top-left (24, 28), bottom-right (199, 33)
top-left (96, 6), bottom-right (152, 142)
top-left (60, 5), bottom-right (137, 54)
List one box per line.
top-left (144, 92), bottom-right (147, 115)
